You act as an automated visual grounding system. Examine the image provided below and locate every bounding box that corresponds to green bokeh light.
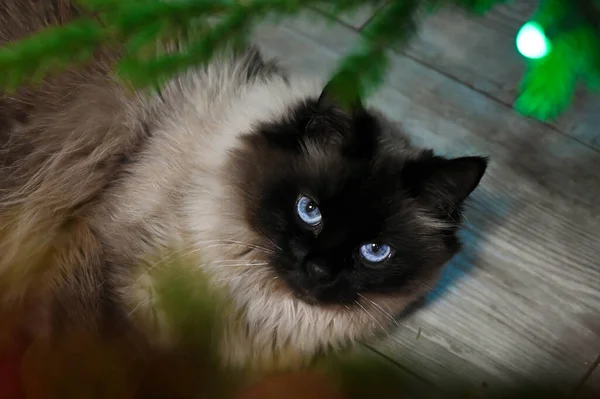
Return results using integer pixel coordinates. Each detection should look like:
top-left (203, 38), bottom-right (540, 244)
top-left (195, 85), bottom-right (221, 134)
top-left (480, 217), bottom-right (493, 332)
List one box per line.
top-left (516, 21), bottom-right (551, 59)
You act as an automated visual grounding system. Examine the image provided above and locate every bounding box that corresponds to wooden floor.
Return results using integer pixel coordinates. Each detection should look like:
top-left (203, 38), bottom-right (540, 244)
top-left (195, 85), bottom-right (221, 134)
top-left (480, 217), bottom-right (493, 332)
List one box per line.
top-left (253, 2), bottom-right (600, 397)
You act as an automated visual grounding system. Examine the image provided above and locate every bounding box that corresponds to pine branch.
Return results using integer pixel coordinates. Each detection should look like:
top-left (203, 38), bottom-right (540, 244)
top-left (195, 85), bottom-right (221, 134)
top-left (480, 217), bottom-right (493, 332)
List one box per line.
top-left (328, 0), bottom-right (419, 106)
top-left (515, 0), bottom-right (600, 120)
top-left (0, 0), bottom-right (386, 90)
top-left (0, 0), bottom-right (599, 120)
top-left (0, 0), bottom-right (489, 97)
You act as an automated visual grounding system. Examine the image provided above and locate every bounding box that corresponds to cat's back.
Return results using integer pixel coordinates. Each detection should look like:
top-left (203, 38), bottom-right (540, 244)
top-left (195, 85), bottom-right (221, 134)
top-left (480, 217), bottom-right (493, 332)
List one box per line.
top-left (0, 0), bottom-right (79, 145)
top-left (0, 0), bottom-right (75, 43)
top-left (0, 0), bottom-right (293, 331)
top-left (0, 0), bottom-right (133, 190)
top-left (0, 0), bottom-right (147, 312)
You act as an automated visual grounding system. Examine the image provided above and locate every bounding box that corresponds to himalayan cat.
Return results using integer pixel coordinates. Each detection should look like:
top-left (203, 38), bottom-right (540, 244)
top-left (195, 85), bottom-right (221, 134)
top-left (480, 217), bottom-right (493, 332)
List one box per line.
top-left (0, 0), bottom-right (487, 370)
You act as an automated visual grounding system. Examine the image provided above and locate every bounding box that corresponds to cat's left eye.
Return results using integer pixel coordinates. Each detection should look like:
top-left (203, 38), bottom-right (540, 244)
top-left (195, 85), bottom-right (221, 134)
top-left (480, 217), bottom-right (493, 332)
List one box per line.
top-left (359, 243), bottom-right (393, 264)
top-left (306, 118), bottom-right (318, 134)
top-left (295, 195), bottom-right (322, 227)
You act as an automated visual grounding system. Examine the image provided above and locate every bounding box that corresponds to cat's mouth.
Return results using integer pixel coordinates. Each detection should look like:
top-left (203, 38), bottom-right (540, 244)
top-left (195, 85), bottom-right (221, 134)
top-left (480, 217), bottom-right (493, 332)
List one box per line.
top-left (288, 282), bottom-right (358, 308)
top-left (291, 290), bottom-right (321, 306)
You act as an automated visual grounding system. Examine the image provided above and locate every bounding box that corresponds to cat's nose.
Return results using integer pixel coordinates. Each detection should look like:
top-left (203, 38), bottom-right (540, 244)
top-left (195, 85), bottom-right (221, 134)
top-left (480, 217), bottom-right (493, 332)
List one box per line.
top-left (306, 260), bottom-right (331, 282)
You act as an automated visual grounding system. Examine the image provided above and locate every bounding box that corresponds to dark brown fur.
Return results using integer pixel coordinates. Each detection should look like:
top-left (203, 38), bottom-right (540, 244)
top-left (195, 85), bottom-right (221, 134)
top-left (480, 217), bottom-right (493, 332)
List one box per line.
top-left (0, 0), bottom-right (146, 335)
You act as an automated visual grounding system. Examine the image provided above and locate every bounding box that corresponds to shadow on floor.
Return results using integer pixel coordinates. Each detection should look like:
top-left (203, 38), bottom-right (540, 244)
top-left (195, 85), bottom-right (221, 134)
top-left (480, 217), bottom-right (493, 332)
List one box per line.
top-left (396, 183), bottom-right (516, 320)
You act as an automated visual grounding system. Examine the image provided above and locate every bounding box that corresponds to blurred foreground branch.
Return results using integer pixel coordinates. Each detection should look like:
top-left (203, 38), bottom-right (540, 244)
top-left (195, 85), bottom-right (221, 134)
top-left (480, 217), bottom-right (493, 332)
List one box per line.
top-left (2, 0), bottom-right (599, 120)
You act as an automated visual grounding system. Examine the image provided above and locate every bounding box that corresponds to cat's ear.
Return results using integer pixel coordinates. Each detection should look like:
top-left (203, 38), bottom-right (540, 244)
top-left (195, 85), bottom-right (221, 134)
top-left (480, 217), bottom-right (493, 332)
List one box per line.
top-left (402, 155), bottom-right (488, 213)
top-left (317, 80), bottom-right (365, 113)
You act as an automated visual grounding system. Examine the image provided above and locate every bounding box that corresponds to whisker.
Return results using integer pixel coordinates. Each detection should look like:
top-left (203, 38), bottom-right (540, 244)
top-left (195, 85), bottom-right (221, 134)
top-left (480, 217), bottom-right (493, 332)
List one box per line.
top-left (358, 293), bottom-right (400, 328)
top-left (209, 262), bottom-right (270, 268)
top-left (205, 242), bottom-right (274, 255)
top-left (132, 245), bottom-right (205, 286)
top-left (354, 300), bottom-right (390, 339)
top-left (128, 297), bottom-right (150, 317)
top-left (261, 236), bottom-right (282, 252)
top-left (362, 301), bottom-right (397, 328)
top-left (213, 237), bottom-right (277, 253)
top-left (415, 280), bottom-right (445, 298)
top-left (212, 270), bottom-right (255, 285)
top-left (211, 258), bottom-right (269, 264)
top-left (132, 238), bottom-right (275, 286)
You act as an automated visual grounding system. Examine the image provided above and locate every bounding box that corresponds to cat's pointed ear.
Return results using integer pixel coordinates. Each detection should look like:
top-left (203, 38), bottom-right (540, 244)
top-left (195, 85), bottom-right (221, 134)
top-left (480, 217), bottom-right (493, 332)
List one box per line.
top-left (402, 155), bottom-right (488, 212)
top-left (317, 80), bottom-right (364, 113)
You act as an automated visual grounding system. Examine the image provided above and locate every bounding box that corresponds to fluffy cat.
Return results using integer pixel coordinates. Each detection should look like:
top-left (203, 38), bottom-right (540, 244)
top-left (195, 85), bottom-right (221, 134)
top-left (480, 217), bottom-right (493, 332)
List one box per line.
top-left (0, 0), bottom-right (487, 370)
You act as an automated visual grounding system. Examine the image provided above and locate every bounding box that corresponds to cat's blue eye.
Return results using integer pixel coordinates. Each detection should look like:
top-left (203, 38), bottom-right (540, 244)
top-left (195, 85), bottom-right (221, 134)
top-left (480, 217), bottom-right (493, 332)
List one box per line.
top-left (359, 243), bottom-right (392, 263)
top-left (295, 195), bottom-right (322, 227)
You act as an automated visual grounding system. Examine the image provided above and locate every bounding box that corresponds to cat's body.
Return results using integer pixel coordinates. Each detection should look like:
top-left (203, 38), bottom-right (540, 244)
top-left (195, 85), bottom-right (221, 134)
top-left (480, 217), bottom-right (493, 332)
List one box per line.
top-left (0, 0), bottom-right (487, 370)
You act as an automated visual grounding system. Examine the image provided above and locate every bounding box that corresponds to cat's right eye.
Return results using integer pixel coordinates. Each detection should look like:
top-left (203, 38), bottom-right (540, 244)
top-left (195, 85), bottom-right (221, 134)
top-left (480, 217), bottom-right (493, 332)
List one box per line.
top-left (359, 243), bottom-right (393, 264)
top-left (295, 195), bottom-right (322, 228)
top-left (305, 118), bottom-right (318, 134)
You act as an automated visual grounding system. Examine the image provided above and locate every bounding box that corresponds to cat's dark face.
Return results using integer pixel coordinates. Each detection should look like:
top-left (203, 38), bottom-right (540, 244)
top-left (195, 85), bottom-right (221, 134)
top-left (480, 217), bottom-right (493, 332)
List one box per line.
top-left (231, 84), bottom-right (487, 307)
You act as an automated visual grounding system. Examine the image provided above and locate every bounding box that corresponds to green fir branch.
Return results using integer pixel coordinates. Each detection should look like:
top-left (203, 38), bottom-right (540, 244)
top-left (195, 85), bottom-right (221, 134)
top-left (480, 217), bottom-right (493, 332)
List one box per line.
top-left (515, 0), bottom-right (600, 120)
top-left (327, 0), bottom-right (419, 106)
top-left (0, 0), bottom-right (599, 121)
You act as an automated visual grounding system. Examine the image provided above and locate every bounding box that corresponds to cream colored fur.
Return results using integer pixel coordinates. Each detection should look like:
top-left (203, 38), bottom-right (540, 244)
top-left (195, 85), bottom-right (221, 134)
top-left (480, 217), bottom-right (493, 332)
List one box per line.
top-left (0, 1), bottom-right (435, 371)
top-left (90, 60), bottom-right (423, 370)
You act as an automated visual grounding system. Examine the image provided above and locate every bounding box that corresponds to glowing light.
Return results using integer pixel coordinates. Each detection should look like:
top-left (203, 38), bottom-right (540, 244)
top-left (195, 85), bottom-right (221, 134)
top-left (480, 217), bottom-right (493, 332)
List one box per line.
top-left (516, 21), bottom-right (551, 59)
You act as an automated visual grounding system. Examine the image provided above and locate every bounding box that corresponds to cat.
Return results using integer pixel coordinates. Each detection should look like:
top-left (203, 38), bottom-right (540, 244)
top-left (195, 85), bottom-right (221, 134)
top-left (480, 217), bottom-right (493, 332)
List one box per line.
top-left (0, 0), bottom-right (487, 371)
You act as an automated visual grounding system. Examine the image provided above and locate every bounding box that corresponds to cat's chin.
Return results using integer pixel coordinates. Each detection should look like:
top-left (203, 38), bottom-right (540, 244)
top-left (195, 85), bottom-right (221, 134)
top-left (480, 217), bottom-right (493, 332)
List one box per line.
top-left (123, 252), bottom-right (434, 372)
top-left (288, 286), bottom-right (357, 309)
top-left (291, 291), bottom-right (347, 308)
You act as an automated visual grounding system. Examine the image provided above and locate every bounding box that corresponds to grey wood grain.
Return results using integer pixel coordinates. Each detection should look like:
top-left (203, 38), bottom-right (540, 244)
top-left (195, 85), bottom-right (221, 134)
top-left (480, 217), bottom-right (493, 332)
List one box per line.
top-left (405, 9), bottom-right (525, 105)
top-left (587, 367), bottom-right (600, 391)
top-left (586, 366), bottom-right (600, 390)
top-left (253, 11), bottom-right (600, 395)
top-left (340, 345), bottom-right (445, 398)
top-left (314, 2), bottom-right (384, 29)
top-left (482, 1), bottom-right (536, 35)
top-left (577, 363), bottom-right (600, 398)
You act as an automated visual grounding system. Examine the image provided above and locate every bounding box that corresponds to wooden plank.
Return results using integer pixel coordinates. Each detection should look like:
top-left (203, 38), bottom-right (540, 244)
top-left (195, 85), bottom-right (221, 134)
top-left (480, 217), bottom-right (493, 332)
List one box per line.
top-left (376, 3), bottom-right (600, 151)
top-left (482, 1), bottom-right (536, 35)
top-left (586, 366), bottom-right (600, 391)
top-left (313, 3), bottom-right (384, 30)
top-left (477, 0), bottom-right (600, 151)
top-left (577, 358), bottom-right (600, 398)
top-left (585, 367), bottom-right (600, 390)
top-left (338, 345), bottom-right (444, 398)
top-left (405, 9), bottom-right (525, 105)
top-left (253, 12), bottom-right (600, 395)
